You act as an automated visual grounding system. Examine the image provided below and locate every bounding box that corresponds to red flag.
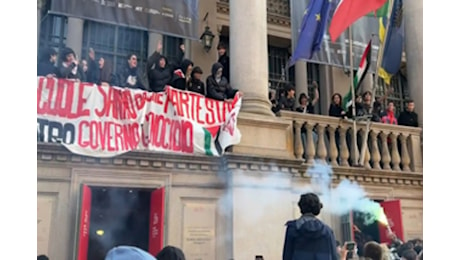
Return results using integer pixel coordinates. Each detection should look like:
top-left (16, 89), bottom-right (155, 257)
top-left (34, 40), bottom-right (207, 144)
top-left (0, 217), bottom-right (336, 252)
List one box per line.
top-left (329, 0), bottom-right (387, 42)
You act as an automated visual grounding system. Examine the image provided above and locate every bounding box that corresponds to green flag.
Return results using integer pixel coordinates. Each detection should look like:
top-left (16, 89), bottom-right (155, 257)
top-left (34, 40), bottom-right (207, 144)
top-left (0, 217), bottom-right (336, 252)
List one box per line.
top-left (366, 0), bottom-right (389, 17)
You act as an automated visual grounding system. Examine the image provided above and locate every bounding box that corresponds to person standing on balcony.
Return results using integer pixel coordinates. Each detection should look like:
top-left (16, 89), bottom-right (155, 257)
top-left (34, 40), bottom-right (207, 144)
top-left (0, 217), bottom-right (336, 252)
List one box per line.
top-left (86, 47), bottom-right (100, 84)
top-left (57, 47), bottom-right (83, 81)
top-left (279, 85), bottom-right (296, 111)
top-left (217, 42), bottom-right (230, 83)
top-left (381, 102), bottom-right (398, 125)
top-left (296, 81), bottom-right (319, 114)
top-left (397, 100), bottom-right (418, 127)
top-left (37, 47), bottom-right (58, 77)
top-left (115, 53), bottom-right (146, 90)
top-left (147, 41), bottom-right (185, 92)
top-left (329, 93), bottom-right (346, 118)
top-left (187, 66), bottom-right (206, 95)
top-left (206, 62), bottom-right (238, 102)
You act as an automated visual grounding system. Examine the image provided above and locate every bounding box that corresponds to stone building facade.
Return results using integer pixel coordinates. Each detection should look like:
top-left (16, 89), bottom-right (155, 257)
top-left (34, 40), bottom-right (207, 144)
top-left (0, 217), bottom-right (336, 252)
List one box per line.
top-left (37, 0), bottom-right (423, 259)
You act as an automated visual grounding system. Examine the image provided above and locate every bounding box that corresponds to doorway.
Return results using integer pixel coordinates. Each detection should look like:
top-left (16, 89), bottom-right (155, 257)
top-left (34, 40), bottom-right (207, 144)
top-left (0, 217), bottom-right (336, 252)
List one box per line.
top-left (77, 185), bottom-right (165, 260)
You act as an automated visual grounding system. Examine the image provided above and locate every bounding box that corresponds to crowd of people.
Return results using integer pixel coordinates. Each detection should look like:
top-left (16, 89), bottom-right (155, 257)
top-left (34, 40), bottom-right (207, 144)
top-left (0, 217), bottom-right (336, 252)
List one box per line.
top-left (271, 83), bottom-right (419, 128)
top-left (37, 41), bottom-right (241, 104)
top-left (283, 193), bottom-right (422, 260)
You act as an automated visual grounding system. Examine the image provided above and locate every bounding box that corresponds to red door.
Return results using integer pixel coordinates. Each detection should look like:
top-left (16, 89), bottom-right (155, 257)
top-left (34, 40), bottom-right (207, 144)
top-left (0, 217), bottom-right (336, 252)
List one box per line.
top-left (149, 187), bottom-right (165, 256)
top-left (77, 185), bottom-right (92, 260)
top-left (378, 200), bottom-right (405, 244)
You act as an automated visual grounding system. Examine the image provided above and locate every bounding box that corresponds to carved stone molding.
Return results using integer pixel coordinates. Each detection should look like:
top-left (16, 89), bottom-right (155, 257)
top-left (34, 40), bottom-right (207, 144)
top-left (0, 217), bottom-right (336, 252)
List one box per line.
top-left (217, 1), bottom-right (291, 27)
top-left (38, 143), bottom-right (422, 187)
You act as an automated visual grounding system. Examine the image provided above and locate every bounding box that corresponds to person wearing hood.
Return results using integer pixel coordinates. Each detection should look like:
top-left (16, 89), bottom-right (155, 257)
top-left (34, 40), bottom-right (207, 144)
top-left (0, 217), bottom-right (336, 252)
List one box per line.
top-left (187, 66), bottom-right (206, 95)
top-left (115, 53), bottom-right (146, 90)
top-left (170, 58), bottom-right (194, 91)
top-left (37, 47), bottom-right (58, 77)
top-left (206, 62), bottom-right (238, 102)
top-left (156, 245), bottom-right (186, 260)
top-left (146, 41), bottom-right (185, 92)
top-left (105, 246), bottom-right (157, 260)
top-left (57, 47), bottom-right (84, 81)
top-left (282, 192), bottom-right (338, 260)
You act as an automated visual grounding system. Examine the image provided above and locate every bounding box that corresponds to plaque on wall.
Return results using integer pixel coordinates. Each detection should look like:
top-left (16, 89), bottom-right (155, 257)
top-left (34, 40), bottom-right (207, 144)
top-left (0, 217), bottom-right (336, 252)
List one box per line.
top-left (182, 202), bottom-right (216, 260)
top-left (37, 195), bottom-right (56, 256)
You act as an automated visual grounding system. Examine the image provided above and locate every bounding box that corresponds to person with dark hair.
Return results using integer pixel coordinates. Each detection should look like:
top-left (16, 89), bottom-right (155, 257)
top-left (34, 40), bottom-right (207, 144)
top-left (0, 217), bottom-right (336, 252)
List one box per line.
top-left (98, 57), bottom-right (115, 86)
top-left (329, 93), bottom-right (346, 118)
top-left (37, 47), bottom-right (58, 77)
top-left (400, 249), bottom-right (418, 260)
top-left (57, 47), bottom-right (83, 80)
top-left (363, 241), bottom-right (383, 260)
top-left (37, 255), bottom-right (49, 260)
top-left (206, 62), bottom-right (239, 102)
top-left (115, 53), bottom-right (146, 90)
top-left (296, 81), bottom-right (319, 114)
top-left (279, 85), bottom-right (296, 111)
top-left (397, 242), bottom-right (414, 258)
top-left (187, 66), bottom-right (206, 95)
top-left (217, 42), bottom-right (230, 82)
top-left (282, 193), bottom-right (338, 260)
top-left (147, 41), bottom-right (185, 92)
top-left (171, 59), bottom-right (194, 91)
top-left (156, 245), bottom-right (186, 260)
top-left (398, 100), bottom-right (418, 127)
top-left (381, 101), bottom-right (398, 125)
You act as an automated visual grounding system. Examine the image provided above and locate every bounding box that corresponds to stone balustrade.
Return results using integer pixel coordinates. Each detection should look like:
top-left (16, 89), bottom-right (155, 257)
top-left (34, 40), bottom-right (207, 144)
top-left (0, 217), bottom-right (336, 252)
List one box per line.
top-left (279, 111), bottom-right (423, 173)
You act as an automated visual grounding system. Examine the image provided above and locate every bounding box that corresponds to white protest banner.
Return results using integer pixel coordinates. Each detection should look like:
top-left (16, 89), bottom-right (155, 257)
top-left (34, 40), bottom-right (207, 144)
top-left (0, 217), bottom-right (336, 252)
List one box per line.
top-left (37, 77), bottom-right (242, 157)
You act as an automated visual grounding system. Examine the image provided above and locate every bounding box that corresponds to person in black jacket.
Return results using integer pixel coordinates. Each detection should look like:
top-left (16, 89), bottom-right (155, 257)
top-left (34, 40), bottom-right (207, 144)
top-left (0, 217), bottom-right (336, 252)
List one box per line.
top-left (282, 193), bottom-right (338, 260)
top-left (57, 47), bottom-right (83, 81)
top-left (170, 59), bottom-right (194, 91)
top-left (217, 42), bottom-right (230, 83)
top-left (147, 41), bottom-right (185, 92)
top-left (85, 48), bottom-right (99, 84)
top-left (398, 100), bottom-right (419, 127)
top-left (37, 47), bottom-right (58, 77)
top-left (187, 66), bottom-right (206, 95)
top-left (156, 246), bottom-right (186, 260)
top-left (115, 53), bottom-right (146, 90)
top-left (329, 93), bottom-right (346, 118)
top-left (206, 62), bottom-right (238, 102)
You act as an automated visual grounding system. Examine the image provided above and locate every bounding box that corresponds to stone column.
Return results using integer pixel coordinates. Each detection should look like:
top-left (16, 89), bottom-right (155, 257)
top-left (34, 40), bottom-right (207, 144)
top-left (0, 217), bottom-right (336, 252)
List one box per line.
top-left (295, 61), bottom-right (309, 106)
top-left (66, 17), bottom-right (84, 59)
top-left (319, 65), bottom-right (333, 115)
top-left (148, 32), bottom-right (163, 56)
top-left (404, 0), bottom-right (423, 126)
top-left (361, 73), bottom-right (373, 93)
top-left (230, 0), bottom-right (272, 116)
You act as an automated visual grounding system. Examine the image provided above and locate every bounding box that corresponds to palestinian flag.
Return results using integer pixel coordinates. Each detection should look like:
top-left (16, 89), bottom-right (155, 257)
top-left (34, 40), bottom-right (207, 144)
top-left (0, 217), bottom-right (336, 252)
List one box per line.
top-left (342, 39), bottom-right (372, 110)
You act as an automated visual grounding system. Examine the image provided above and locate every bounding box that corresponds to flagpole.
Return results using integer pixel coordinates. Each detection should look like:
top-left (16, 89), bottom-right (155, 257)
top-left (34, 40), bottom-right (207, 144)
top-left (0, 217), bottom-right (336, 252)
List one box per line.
top-left (348, 26), bottom-right (359, 166)
top-left (358, 0), bottom-right (395, 166)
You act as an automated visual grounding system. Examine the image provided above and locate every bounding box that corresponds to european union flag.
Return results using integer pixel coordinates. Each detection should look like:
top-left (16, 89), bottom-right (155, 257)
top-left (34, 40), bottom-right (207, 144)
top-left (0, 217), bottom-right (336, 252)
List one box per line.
top-left (289, 0), bottom-right (332, 66)
top-left (378, 0), bottom-right (405, 85)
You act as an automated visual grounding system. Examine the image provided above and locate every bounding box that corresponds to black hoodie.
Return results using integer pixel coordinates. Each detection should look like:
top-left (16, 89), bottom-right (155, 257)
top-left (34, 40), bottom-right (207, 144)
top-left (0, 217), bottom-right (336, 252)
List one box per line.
top-left (187, 67), bottom-right (206, 95)
top-left (205, 62), bottom-right (237, 101)
top-left (170, 59), bottom-right (194, 91)
top-left (282, 214), bottom-right (338, 260)
top-left (147, 52), bottom-right (173, 92)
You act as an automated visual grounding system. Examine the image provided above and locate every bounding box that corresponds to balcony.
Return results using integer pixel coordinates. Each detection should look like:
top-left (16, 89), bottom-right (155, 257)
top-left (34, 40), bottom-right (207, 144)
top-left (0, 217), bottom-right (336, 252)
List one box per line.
top-left (279, 111), bottom-right (423, 175)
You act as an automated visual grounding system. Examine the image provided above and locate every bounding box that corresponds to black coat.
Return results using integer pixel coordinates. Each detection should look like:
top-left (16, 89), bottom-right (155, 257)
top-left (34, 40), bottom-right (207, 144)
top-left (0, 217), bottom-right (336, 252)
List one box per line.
top-left (147, 51), bottom-right (173, 92)
top-left (115, 66), bottom-right (145, 90)
top-left (218, 53), bottom-right (230, 82)
top-left (205, 63), bottom-right (237, 101)
top-left (283, 214), bottom-right (338, 260)
top-left (37, 61), bottom-right (58, 77)
top-left (398, 110), bottom-right (419, 127)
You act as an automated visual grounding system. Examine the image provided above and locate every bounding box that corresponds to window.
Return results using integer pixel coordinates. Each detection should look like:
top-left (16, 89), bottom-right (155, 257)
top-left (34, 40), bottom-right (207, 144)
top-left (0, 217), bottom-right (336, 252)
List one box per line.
top-left (376, 73), bottom-right (410, 116)
top-left (163, 35), bottom-right (184, 65)
top-left (38, 14), bottom-right (67, 59)
top-left (82, 21), bottom-right (148, 77)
